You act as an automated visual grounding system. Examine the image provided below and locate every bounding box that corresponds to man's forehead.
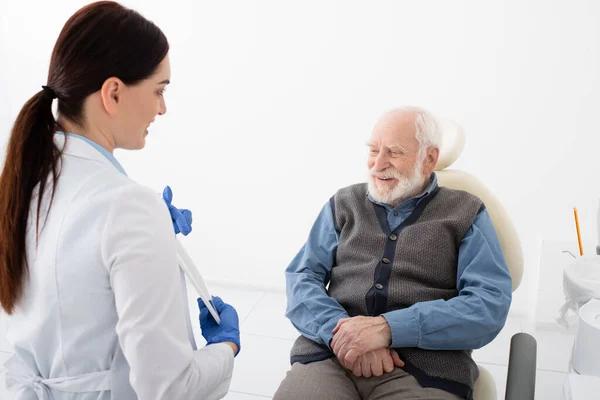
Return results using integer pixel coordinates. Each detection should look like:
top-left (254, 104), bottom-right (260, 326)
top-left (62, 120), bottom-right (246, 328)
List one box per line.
top-left (367, 139), bottom-right (407, 150)
top-left (369, 127), bottom-right (417, 147)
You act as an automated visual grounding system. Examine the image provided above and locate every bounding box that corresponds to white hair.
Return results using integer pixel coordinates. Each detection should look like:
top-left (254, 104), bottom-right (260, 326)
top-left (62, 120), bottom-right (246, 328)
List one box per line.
top-left (384, 106), bottom-right (443, 155)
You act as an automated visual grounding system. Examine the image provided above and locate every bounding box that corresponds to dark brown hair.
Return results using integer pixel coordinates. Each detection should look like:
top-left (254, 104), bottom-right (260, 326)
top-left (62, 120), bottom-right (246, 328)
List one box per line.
top-left (0, 1), bottom-right (169, 314)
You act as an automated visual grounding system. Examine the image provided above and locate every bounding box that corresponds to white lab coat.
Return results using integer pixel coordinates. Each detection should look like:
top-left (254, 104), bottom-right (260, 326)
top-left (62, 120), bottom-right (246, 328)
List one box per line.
top-left (2, 134), bottom-right (234, 399)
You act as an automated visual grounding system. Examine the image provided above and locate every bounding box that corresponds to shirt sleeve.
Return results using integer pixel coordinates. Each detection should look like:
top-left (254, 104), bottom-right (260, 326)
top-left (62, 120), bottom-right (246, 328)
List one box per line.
top-left (101, 184), bottom-right (234, 400)
top-left (382, 209), bottom-right (512, 350)
top-left (285, 202), bottom-right (349, 347)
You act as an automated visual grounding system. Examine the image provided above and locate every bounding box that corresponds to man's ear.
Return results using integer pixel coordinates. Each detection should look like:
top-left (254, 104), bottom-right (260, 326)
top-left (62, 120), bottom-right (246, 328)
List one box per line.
top-left (100, 77), bottom-right (125, 116)
top-left (423, 146), bottom-right (439, 175)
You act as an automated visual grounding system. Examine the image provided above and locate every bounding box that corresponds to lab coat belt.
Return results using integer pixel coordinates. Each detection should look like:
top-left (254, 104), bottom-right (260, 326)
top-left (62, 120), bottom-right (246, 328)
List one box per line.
top-left (4, 355), bottom-right (111, 399)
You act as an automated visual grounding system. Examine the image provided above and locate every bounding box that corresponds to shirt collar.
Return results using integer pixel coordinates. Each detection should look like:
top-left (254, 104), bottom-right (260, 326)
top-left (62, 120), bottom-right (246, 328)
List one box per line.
top-left (55, 131), bottom-right (127, 176)
top-left (367, 173), bottom-right (438, 211)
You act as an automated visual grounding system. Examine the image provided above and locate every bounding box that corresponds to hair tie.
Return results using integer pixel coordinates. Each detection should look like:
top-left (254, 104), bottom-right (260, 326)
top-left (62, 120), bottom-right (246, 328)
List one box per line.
top-left (41, 85), bottom-right (57, 100)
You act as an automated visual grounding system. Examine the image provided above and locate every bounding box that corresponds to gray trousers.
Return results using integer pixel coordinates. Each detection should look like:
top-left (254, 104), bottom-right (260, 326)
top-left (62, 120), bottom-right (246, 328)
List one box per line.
top-left (273, 357), bottom-right (462, 400)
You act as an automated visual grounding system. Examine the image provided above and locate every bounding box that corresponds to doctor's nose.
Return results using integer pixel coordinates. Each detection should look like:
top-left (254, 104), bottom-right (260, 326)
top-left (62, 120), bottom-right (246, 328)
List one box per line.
top-left (158, 97), bottom-right (167, 116)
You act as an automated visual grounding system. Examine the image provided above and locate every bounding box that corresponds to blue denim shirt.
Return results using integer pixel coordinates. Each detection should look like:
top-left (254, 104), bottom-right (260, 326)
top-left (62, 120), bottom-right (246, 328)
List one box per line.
top-left (285, 174), bottom-right (512, 350)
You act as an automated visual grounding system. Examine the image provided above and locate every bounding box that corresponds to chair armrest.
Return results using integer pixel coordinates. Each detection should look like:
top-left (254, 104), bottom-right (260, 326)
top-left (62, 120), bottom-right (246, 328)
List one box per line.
top-left (505, 332), bottom-right (537, 400)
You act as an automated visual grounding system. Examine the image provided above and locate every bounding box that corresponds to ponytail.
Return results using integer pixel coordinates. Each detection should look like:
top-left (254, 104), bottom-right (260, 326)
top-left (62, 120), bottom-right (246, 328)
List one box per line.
top-left (0, 89), bottom-right (62, 314)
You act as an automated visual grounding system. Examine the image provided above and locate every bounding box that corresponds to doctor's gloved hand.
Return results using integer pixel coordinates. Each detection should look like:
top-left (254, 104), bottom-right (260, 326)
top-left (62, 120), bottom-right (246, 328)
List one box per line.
top-left (198, 296), bottom-right (241, 356)
top-left (162, 186), bottom-right (193, 236)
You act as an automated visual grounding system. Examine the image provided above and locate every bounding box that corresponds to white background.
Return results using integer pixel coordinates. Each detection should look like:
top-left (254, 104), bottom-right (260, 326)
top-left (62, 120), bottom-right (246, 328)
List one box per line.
top-left (2, 0), bottom-right (600, 318)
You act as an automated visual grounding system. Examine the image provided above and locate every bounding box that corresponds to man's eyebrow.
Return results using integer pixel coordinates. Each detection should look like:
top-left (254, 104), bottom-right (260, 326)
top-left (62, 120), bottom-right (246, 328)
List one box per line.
top-left (388, 144), bottom-right (407, 152)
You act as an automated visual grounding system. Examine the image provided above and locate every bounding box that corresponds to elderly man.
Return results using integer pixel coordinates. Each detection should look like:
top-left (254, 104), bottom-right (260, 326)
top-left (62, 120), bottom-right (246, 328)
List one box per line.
top-left (274, 107), bottom-right (512, 400)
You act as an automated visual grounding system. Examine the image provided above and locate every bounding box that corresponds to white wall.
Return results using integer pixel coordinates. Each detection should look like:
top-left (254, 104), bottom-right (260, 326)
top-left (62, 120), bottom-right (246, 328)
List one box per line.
top-left (2, 0), bottom-right (600, 318)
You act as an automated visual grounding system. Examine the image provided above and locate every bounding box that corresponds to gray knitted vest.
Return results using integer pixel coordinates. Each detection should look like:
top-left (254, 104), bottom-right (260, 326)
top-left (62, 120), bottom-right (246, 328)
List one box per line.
top-left (289, 182), bottom-right (484, 399)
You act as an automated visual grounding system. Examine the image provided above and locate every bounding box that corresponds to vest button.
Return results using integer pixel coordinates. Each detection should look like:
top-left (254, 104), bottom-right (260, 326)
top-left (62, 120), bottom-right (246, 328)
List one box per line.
top-left (375, 283), bottom-right (384, 290)
top-left (382, 258), bottom-right (390, 264)
top-left (393, 211), bottom-right (399, 216)
top-left (389, 234), bottom-right (397, 241)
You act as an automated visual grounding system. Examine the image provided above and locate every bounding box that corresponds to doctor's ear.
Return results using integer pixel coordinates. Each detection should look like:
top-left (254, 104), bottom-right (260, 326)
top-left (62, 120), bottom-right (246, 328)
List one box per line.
top-left (100, 77), bottom-right (125, 115)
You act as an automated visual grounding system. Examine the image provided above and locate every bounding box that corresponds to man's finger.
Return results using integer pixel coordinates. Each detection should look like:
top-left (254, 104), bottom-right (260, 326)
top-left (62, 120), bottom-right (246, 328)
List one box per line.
top-left (331, 335), bottom-right (340, 355)
top-left (371, 354), bottom-right (383, 377)
top-left (337, 345), bottom-right (348, 366)
top-left (361, 355), bottom-right (372, 378)
top-left (336, 343), bottom-right (348, 367)
top-left (344, 348), bottom-right (360, 369)
top-left (331, 318), bottom-right (349, 334)
top-left (351, 359), bottom-right (362, 377)
top-left (391, 349), bottom-right (405, 367)
top-left (382, 350), bottom-right (394, 373)
top-left (332, 331), bottom-right (350, 357)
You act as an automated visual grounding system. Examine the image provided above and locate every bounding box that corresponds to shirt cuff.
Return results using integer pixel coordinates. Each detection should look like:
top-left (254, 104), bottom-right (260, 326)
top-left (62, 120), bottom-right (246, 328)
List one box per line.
top-left (382, 307), bottom-right (420, 348)
top-left (317, 312), bottom-right (350, 349)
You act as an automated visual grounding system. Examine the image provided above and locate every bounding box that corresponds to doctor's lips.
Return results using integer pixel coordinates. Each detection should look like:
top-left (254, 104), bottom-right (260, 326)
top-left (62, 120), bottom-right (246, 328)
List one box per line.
top-left (145, 121), bottom-right (154, 134)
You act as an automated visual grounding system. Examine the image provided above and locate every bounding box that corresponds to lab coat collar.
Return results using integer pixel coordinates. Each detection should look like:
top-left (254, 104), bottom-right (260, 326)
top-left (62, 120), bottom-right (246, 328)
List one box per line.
top-left (54, 132), bottom-right (127, 176)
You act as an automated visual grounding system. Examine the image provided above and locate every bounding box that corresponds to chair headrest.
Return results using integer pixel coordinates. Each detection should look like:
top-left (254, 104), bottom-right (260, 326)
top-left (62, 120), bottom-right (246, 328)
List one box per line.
top-left (433, 117), bottom-right (523, 292)
top-left (435, 118), bottom-right (466, 171)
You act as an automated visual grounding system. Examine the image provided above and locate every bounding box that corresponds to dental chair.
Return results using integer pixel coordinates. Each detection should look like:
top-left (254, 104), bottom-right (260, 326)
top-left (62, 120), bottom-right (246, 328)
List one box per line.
top-left (434, 118), bottom-right (537, 400)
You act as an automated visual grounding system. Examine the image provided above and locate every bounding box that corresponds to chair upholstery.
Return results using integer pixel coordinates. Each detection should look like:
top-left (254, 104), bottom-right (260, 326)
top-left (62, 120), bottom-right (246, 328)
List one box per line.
top-left (436, 169), bottom-right (523, 291)
top-left (473, 364), bottom-right (498, 400)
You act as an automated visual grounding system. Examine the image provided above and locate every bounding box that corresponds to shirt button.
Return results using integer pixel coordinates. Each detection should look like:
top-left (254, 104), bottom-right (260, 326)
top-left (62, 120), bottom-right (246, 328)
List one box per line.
top-left (375, 283), bottom-right (384, 290)
top-left (389, 234), bottom-right (397, 241)
top-left (393, 211), bottom-right (399, 216)
top-left (382, 258), bottom-right (390, 264)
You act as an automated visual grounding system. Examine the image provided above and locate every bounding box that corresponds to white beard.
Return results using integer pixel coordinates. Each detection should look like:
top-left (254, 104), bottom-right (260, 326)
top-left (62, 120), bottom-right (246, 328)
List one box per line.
top-left (368, 163), bottom-right (425, 207)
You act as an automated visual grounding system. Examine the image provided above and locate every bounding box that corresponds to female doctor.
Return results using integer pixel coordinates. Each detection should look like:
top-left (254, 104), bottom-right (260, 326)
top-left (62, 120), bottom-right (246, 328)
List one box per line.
top-left (0, 2), bottom-right (241, 399)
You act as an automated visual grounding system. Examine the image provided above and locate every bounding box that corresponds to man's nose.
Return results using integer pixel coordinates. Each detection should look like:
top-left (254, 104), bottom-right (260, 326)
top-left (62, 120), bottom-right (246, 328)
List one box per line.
top-left (373, 152), bottom-right (390, 171)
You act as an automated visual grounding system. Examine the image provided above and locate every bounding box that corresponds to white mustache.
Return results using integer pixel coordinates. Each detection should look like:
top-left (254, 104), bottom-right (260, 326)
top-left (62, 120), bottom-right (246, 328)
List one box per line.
top-left (371, 168), bottom-right (402, 180)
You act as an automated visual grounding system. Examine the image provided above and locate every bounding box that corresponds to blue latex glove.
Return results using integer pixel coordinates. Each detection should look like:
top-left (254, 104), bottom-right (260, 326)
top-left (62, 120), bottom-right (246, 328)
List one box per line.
top-left (162, 186), bottom-right (193, 236)
top-left (198, 296), bottom-right (241, 356)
